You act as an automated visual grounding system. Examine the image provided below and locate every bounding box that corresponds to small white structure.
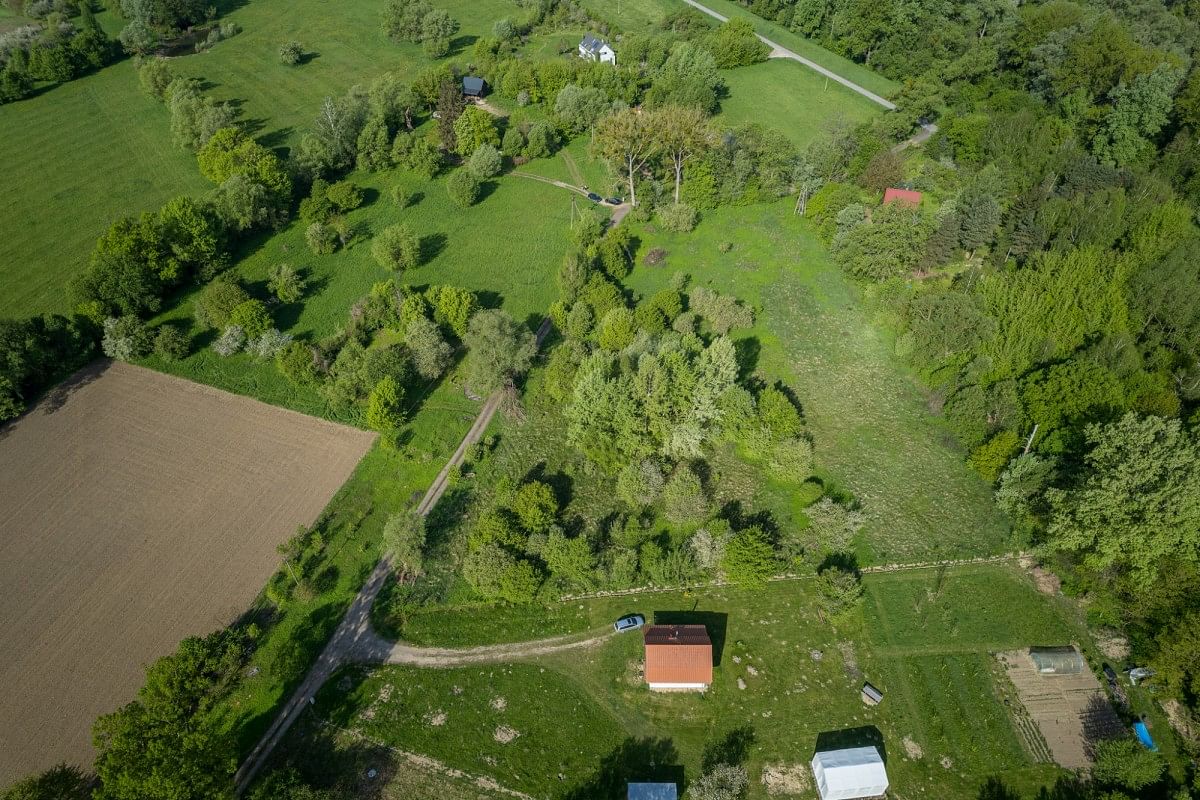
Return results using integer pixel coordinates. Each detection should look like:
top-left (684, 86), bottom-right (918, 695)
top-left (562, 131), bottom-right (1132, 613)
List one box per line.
top-left (811, 746), bottom-right (889, 800)
top-left (579, 33), bottom-right (616, 64)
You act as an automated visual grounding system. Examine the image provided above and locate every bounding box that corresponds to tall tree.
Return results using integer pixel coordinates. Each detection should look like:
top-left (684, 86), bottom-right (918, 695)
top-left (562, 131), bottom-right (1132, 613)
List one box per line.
top-left (594, 108), bottom-right (660, 207)
top-left (657, 105), bottom-right (715, 203)
top-left (1046, 414), bottom-right (1200, 589)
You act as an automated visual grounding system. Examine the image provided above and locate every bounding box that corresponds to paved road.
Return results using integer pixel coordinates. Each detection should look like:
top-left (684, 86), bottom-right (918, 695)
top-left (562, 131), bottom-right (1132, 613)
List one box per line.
top-left (233, 320), bottom-right (553, 796)
top-left (679, 0), bottom-right (896, 110)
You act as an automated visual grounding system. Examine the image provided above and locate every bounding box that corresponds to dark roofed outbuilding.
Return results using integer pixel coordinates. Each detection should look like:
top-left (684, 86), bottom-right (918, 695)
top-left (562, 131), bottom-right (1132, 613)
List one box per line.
top-left (463, 76), bottom-right (485, 97)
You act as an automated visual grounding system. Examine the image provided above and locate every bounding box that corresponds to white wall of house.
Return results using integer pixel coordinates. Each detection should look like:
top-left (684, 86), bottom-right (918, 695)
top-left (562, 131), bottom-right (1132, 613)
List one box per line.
top-left (647, 682), bottom-right (708, 691)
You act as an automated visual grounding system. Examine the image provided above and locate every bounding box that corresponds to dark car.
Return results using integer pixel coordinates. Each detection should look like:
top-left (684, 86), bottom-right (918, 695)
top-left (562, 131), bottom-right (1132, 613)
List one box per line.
top-left (613, 614), bottom-right (645, 633)
top-left (605, 197), bottom-right (622, 205)
top-left (586, 192), bottom-right (603, 202)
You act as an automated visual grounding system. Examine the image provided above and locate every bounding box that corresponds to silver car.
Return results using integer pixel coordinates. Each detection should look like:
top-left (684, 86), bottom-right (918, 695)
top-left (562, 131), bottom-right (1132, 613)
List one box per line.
top-left (613, 614), bottom-right (645, 632)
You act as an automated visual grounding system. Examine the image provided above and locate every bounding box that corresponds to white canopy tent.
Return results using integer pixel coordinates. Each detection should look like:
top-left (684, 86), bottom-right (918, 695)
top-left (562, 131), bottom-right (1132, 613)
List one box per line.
top-left (811, 746), bottom-right (889, 800)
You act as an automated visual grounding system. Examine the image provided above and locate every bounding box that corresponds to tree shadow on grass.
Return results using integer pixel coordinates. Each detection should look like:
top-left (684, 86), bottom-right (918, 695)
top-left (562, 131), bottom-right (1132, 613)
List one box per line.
top-left (420, 232), bottom-right (448, 263)
top-left (702, 725), bottom-right (756, 771)
top-left (562, 737), bottom-right (683, 800)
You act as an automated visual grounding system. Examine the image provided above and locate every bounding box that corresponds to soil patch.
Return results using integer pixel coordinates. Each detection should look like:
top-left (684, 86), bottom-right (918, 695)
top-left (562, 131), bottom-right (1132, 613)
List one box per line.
top-left (0, 361), bottom-right (374, 783)
top-left (902, 736), bottom-right (924, 759)
top-left (997, 649), bottom-right (1123, 770)
top-left (760, 762), bottom-right (811, 795)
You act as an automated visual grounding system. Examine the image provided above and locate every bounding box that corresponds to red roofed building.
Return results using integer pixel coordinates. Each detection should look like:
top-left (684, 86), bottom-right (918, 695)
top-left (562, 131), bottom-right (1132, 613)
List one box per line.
top-left (882, 187), bottom-right (922, 207)
top-left (643, 625), bottom-right (712, 691)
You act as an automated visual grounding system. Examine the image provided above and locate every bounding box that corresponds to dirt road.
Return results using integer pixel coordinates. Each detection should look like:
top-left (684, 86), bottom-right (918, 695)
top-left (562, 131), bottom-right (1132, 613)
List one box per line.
top-left (234, 319), bottom-right (554, 795)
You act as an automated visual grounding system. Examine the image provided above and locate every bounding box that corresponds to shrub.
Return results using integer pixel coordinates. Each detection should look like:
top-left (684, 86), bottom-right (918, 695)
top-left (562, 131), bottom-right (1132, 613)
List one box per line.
top-left (137, 57), bottom-right (174, 100)
top-left (501, 128), bottom-right (524, 157)
top-left (153, 325), bottom-right (189, 360)
top-left (657, 202), bottom-right (698, 233)
top-left (366, 375), bottom-right (405, 433)
top-left (228, 299), bottom-right (272, 339)
top-left (194, 276), bottom-right (250, 330)
top-left (447, 169), bottom-right (481, 207)
top-left (247, 328), bottom-right (292, 360)
top-left (758, 387), bottom-right (803, 439)
top-left (616, 459), bottom-right (665, 508)
top-left (816, 565), bottom-right (863, 618)
top-left (305, 222), bottom-right (337, 255)
top-left (390, 184), bottom-right (412, 208)
top-left (467, 143), bottom-right (502, 179)
top-left (327, 181), bottom-right (365, 213)
top-left (718, 241), bottom-right (733, 253)
top-left (662, 464), bottom-right (709, 526)
top-left (523, 121), bottom-right (554, 159)
top-left (597, 306), bottom-right (636, 351)
top-left (267, 264), bottom-right (306, 303)
top-left (721, 527), bottom-right (777, 588)
top-left (276, 341), bottom-right (320, 387)
top-left (968, 430), bottom-right (1020, 482)
top-left (690, 286), bottom-right (754, 334)
top-left (511, 481), bottom-right (558, 533)
top-left (767, 437), bottom-right (814, 482)
top-left (372, 224), bottom-right (421, 271)
top-left (213, 325), bottom-right (246, 356)
top-left (278, 41), bottom-right (302, 65)
top-left (101, 316), bottom-right (151, 361)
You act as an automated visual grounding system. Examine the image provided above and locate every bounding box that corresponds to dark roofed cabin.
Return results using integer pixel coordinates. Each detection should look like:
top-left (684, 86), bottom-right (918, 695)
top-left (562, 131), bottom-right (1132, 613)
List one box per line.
top-left (463, 76), bottom-right (486, 98)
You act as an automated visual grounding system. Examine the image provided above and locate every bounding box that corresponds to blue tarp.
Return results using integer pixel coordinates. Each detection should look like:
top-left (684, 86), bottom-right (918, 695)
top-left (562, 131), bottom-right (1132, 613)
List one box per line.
top-left (1134, 722), bottom-right (1158, 752)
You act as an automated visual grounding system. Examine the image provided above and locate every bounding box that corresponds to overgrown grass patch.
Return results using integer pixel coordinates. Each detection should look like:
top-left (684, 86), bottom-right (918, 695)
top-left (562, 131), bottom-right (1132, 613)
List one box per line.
top-left (624, 201), bottom-right (1012, 562)
top-left (316, 662), bottom-right (629, 797)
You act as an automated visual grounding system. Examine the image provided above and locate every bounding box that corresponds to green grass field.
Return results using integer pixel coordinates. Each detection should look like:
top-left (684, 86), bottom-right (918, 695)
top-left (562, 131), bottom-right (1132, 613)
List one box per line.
top-left (297, 564), bottom-right (1075, 799)
top-left (623, 201), bottom-right (1012, 562)
top-left (144, 158), bottom-right (575, 421)
top-left (718, 60), bottom-right (880, 148)
top-left (0, 55), bottom-right (210, 318)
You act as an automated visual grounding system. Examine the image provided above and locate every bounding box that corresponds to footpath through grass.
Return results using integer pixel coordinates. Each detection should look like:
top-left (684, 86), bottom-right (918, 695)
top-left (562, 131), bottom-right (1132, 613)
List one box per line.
top-left (307, 564), bottom-right (1076, 799)
top-left (624, 202), bottom-right (1012, 563)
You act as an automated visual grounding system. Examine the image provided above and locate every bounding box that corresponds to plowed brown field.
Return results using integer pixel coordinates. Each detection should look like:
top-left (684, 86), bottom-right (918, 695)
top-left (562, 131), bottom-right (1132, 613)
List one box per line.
top-left (0, 361), bottom-right (375, 784)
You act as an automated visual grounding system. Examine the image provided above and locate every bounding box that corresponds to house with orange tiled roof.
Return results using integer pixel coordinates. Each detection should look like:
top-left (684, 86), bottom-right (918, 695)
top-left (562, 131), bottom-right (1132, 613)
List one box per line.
top-left (882, 187), bottom-right (922, 207)
top-left (643, 624), bottom-right (712, 691)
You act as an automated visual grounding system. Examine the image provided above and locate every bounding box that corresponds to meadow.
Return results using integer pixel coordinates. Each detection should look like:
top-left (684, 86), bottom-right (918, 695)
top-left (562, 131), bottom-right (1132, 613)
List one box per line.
top-left (294, 563), bottom-right (1077, 799)
top-left (623, 202), bottom-right (1012, 562)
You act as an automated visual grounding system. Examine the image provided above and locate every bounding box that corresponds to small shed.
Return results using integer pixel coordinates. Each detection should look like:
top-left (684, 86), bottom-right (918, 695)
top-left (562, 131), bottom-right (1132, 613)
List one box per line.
top-left (861, 682), bottom-right (883, 706)
top-left (1029, 646), bottom-right (1085, 675)
top-left (643, 624), bottom-right (712, 691)
top-left (811, 747), bottom-right (889, 800)
top-left (882, 187), bottom-right (922, 207)
top-left (628, 783), bottom-right (678, 800)
top-left (462, 76), bottom-right (486, 98)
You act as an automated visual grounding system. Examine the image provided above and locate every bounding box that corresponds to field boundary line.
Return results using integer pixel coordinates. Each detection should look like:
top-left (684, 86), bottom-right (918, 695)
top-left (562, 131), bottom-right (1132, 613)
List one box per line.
top-left (554, 553), bottom-right (1025, 602)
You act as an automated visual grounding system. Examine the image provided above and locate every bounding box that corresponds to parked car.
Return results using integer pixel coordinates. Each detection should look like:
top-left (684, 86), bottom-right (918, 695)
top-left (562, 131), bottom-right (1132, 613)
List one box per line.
top-left (586, 192), bottom-right (603, 202)
top-left (613, 614), bottom-right (645, 632)
top-left (605, 197), bottom-right (622, 205)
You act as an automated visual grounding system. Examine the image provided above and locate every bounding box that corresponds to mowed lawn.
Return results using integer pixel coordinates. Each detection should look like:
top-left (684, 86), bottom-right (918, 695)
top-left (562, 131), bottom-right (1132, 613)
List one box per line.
top-left (719, 60), bottom-right (880, 148)
top-left (0, 60), bottom-right (210, 318)
top-left (624, 202), bottom-right (1012, 562)
top-left (300, 564), bottom-right (1073, 799)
